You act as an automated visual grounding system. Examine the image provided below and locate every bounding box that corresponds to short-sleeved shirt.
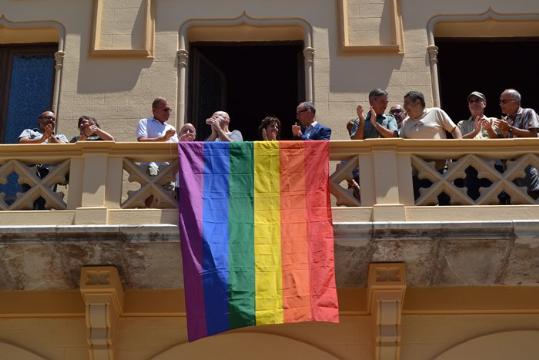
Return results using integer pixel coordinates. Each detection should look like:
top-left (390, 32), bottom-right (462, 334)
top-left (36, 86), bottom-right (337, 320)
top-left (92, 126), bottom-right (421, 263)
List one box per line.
top-left (18, 128), bottom-right (69, 143)
top-left (457, 116), bottom-right (497, 139)
top-left (212, 130), bottom-right (243, 142)
top-left (349, 113), bottom-right (398, 139)
top-left (136, 117), bottom-right (178, 143)
top-left (508, 107), bottom-right (539, 132)
top-left (399, 108), bottom-right (457, 139)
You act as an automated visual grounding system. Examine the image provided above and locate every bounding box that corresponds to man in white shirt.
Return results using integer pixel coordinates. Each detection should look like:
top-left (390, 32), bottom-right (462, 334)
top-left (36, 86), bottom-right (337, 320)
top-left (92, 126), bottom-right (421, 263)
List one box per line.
top-left (137, 97), bottom-right (178, 144)
top-left (399, 91), bottom-right (462, 140)
top-left (136, 97), bottom-right (178, 206)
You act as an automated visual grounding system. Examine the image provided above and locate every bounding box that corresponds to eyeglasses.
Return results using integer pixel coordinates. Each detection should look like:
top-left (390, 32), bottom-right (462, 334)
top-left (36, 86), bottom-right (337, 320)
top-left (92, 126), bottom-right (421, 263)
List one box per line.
top-left (39, 115), bottom-right (55, 120)
top-left (296, 108), bottom-right (308, 115)
top-left (390, 109), bottom-right (403, 114)
top-left (161, 108), bottom-right (172, 112)
top-left (499, 99), bottom-right (516, 104)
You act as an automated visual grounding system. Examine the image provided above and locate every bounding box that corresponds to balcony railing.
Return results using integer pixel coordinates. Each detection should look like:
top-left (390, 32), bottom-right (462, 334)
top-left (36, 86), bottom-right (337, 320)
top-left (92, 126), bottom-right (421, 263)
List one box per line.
top-left (1, 139), bottom-right (539, 225)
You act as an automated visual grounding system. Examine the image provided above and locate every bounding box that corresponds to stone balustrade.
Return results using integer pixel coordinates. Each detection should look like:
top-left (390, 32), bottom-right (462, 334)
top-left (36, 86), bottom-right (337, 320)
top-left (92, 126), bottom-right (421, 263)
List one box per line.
top-left (1, 139), bottom-right (539, 225)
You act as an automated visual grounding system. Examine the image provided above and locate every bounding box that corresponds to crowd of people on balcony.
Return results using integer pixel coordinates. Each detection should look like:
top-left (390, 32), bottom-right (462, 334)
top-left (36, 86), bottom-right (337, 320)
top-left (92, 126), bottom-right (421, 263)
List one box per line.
top-left (11, 87), bottom-right (539, 208)
top-left (17, 88), bottom-right (538, 146)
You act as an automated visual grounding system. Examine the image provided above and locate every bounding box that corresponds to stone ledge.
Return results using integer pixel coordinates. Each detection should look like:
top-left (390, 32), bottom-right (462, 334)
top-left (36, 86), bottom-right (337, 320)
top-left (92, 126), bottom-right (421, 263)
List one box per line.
top-left (1, 221), bottom-right (538, 290)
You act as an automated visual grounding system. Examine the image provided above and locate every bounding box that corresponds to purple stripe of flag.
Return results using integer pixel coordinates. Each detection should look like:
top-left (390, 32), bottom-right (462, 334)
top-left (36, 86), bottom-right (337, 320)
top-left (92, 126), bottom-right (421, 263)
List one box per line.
top-left (178, 142), bottom-right (207, 341)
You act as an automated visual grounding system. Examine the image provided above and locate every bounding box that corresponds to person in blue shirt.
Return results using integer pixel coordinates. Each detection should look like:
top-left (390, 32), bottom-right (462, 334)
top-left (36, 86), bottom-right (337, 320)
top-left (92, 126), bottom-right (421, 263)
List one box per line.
top-left (292, 101), bottom-right (331, 140)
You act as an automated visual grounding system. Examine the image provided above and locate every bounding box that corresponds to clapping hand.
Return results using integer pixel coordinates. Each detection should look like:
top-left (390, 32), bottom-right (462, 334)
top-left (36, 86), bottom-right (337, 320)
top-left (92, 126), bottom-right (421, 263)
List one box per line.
top-left (292, 122), bottom-right (302, 137)
top-left (369, 107), bottom-right (377, 126)
top-left (473, 115), bottom-right (484, 132)
top-left (482, 118), bottom-right (493, 131)
top-left (43, 123), bottom-right (54, 139)
top-left (356, 105), bottom-right (365, 122)
top-left (163, 129), bottom-right (176, 141)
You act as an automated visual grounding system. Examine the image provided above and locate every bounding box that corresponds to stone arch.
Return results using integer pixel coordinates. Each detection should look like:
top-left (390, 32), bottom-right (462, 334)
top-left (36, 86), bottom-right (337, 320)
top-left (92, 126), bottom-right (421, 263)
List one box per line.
top-left (0, 15), bottom-right (66, 116)
top-left (426, 7), bottom-right (539, 107)
top-left (0, 341), bottom-right (50, 360)
top-left (433, 330), bottom-right (539, 360)
top-left (176, 12), bottom-right (314, 128)
top-left (149, 332), bottom-right (341, 360)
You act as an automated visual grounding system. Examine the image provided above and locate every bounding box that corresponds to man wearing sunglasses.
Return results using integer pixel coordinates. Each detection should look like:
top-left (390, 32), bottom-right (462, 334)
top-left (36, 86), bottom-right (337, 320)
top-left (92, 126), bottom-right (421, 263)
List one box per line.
top-left (136, 97), bottom-right (179, 206)
top-left (389, 104), bottom-right (406, 129)
top-left (18, 111), bottom-right (68, 144)
top-left (136, 97), bottom-right (178, 143)
top-left (494, 89), bottom-right (539, 199)
top-left (292, 101), bottom-right (331, 140)
top-left (17, 111), bottom-right (68, 209)
top-left (457, 91), bottom-right (498, 139)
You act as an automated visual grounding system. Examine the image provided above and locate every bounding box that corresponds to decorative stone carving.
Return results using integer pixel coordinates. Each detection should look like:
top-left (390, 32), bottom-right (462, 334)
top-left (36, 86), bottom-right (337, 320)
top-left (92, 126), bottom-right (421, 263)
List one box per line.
top-left (412, 153), bottom-right (539, 205)
top-left (85, 271), bottom-right (111, 286)
top-left (330, 156), bottom-right (361, 207)
top-left (303, 47), bottom-right (315, 64)
top-left (0, 159), bottom-right (69, 210)
top-left (177, 49), bottom-right (189, 68)
top-left (80, 266), bottom-right (124, 360)
top-left (122, 158), bottom-right (178, 209)
top-left (368, 263), bottom-right (406, 360)
top-left (427, 45), bottom-right (438, 65)
top-left (54, 51), bottom-right (65, 70)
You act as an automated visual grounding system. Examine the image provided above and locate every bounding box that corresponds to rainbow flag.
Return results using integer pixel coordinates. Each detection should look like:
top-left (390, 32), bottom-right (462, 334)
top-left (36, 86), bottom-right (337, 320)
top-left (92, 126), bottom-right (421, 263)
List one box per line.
top-left (178, 141), bottom-right (339, 341)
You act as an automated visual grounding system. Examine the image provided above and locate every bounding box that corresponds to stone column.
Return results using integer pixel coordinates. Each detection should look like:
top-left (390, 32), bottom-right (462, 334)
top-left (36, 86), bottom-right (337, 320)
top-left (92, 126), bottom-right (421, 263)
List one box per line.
top-left (427, 45), bottom-right (440, 107)
top-left (177, 49), bottom-right (189, 129)
top-left (52, 51), bottom-right (64, 115)
top-left (303, 47), bottom-right (315, 102)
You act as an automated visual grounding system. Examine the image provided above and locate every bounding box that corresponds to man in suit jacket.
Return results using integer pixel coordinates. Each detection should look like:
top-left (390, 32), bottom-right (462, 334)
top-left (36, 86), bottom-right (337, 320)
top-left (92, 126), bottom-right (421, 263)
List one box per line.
top-left (292, 101), bottom-right (332, 140)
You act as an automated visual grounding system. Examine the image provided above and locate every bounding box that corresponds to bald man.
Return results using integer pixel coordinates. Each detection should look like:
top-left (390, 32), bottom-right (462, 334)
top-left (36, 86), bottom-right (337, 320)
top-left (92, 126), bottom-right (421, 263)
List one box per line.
top-left (206, 111), bottom-right (243, 142)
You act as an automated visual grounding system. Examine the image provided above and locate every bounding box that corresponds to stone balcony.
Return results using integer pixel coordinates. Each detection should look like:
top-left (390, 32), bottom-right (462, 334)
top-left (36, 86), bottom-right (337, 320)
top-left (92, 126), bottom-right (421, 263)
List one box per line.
top-left (1, 139), bottom-right (539, 291)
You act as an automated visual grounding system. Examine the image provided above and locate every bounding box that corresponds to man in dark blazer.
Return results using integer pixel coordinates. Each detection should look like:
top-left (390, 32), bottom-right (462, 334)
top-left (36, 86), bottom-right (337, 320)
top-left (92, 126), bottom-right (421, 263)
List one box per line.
top-left (292, 101), bottom-right (332, 140)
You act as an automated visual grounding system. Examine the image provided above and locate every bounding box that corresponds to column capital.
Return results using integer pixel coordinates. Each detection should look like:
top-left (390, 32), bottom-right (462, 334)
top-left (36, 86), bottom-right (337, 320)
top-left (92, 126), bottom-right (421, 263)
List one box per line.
top-left (303, 47), bottom-right (315, 64)
top-left (54, 51), bottom-right (65, 70)
top-left (427, 45), bottom-right (439, 65)
top-left (177, 49), bottom-right (189, 68)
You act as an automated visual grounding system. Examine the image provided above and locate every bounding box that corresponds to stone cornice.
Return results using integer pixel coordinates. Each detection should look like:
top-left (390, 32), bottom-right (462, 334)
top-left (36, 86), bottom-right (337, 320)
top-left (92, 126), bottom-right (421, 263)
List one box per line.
top-left (1, 221), bottom-right (538, 290)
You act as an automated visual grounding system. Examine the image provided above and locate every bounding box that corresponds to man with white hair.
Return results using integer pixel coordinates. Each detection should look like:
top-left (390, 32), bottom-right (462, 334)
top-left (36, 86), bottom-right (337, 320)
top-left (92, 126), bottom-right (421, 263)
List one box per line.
top-left (495, 89), bottom-right (539, 138)
top-left (495, 89), bottom-right (539, 199)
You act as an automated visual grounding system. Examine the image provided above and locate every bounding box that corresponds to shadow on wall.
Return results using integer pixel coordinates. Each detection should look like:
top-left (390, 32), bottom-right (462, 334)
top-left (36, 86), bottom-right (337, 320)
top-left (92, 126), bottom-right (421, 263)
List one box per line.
top-left (0, 341), bottom-right (49, 360)
top-left (77, 0), bottom-right (153, 94)
top-left (150, 332), bottom-right (343, 360)
top-left (432, 330), bottom-right (539, 360)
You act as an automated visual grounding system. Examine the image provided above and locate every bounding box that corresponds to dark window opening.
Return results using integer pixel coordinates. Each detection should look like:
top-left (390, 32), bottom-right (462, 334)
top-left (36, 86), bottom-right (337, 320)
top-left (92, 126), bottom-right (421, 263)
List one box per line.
top-left (188, 41), bottom-right (305, 141)
top-left (436, 37), bottom-right (539, 121)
